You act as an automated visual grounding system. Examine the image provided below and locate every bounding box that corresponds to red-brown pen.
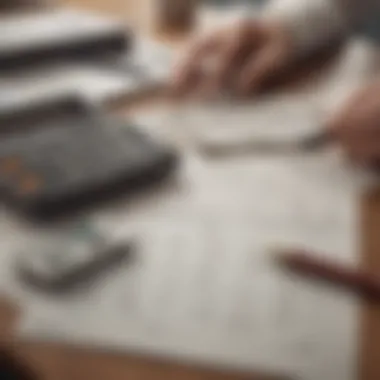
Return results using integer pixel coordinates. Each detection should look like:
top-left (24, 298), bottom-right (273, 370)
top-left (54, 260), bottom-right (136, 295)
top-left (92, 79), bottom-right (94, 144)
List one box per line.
top-left (275, 248), bottom-right (380, 301)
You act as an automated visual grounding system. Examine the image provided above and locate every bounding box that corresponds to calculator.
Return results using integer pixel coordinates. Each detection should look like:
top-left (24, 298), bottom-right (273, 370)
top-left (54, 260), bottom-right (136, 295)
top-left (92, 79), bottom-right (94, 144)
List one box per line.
top-left (0, 97), bottom-right (178, 219)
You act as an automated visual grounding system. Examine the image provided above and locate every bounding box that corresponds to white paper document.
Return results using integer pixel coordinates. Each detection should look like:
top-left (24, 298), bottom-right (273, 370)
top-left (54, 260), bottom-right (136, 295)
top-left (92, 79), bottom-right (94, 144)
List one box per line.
top-left (14, 108), bottom-right (361, 380)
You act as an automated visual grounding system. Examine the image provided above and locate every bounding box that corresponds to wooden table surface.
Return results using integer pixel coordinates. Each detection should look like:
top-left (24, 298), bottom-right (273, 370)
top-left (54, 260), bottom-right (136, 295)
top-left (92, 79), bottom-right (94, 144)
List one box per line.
top-left (2, 1), bottom-right (380, 379)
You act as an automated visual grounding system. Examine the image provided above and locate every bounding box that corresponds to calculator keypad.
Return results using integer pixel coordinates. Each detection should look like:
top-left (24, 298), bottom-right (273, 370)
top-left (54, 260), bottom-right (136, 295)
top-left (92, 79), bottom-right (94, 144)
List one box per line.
top-left (0, 113), bottom-right (174, 216)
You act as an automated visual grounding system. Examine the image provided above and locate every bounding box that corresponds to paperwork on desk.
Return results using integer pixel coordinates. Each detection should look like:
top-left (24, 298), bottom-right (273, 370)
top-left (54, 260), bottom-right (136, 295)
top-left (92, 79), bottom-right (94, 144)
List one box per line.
top-left (15, 107), bottom-right (361, 380)
top-left (0, 6), bottom-right (175, 111)
top-left (0, 35), bottom-right (174, 110)
top-left (3, 39), bottom-right (380, 380)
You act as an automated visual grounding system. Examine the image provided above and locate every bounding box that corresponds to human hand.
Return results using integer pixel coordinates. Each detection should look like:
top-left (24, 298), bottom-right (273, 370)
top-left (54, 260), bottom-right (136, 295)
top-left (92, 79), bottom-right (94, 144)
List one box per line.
top-left (327, 81), bottom-right (380, 164)
top-left (171, 19), bottom-right (294, 98)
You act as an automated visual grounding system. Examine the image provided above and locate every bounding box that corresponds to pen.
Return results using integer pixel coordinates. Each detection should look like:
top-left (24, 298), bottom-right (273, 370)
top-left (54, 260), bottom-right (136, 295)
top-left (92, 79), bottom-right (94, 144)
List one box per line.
top-left (199, 129), bottom-right (335, 158)
top-left (275, 248), bottom-right (380, 301)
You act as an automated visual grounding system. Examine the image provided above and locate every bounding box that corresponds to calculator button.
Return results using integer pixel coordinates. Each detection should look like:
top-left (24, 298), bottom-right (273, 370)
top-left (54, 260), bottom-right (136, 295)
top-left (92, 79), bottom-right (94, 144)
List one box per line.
top-left (17, 174), bottom-right (42, 196)
top-left (0, 157), bottom-right (22, 175)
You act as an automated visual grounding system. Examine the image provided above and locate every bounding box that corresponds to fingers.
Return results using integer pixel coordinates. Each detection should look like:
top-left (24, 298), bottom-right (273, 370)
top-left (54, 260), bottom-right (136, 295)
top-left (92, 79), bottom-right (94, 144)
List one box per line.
top-left (235, 42), bottom-right (285, 96)
top-left (345, 139), bottom-right (380, 163)
top-left (171, 20), bottom-right (266, 98)
top-left (171, 20), bottom-right (292, 98)
top-left (328, 102), bottom-right (380, 163)
top-left (171, 31), bottom-right (224, 96)
top-left (344, 136), bottom-right (380, 163)
top-left (198, 21), bottom-right (262, 96)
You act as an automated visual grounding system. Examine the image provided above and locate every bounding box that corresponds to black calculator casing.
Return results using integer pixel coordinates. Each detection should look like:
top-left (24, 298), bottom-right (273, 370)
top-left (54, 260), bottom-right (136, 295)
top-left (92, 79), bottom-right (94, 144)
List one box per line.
top-left (0, 98), bottom-right (178, 219)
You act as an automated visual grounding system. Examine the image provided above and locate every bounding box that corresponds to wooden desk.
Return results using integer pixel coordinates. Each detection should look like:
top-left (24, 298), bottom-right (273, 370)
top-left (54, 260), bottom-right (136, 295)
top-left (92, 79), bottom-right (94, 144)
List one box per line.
top-left (1, 1), bottom-right (380, 379)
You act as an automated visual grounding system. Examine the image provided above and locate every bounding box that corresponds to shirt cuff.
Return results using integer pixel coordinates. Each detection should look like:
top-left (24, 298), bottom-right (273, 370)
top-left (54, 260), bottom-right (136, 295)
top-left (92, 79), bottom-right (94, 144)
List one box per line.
top-left (263, 0), bottom-right (349, 58)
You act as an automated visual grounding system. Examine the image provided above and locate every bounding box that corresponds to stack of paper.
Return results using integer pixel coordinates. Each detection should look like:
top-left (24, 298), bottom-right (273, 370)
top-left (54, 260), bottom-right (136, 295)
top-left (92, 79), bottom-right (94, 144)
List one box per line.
top-left (0, 8), bottom-right (176, 111)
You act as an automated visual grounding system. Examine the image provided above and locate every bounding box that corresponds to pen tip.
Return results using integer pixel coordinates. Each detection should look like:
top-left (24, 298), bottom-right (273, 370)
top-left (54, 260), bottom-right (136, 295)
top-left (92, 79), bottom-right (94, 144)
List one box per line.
top-left (269, 246), bottom-right (307, 267)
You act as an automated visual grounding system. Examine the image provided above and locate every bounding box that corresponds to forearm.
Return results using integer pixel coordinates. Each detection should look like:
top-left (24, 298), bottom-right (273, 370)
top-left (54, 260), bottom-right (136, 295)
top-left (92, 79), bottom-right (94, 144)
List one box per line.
top-left (264, 0), bottom-right (374, 57)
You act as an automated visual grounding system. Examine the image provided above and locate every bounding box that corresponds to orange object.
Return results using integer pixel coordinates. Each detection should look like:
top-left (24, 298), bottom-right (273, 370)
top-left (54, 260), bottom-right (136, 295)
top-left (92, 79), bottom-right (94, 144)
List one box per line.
top-left (0, 157), bottom-right (22, 175)
top-left (18, 174), bottom-right (41, 195)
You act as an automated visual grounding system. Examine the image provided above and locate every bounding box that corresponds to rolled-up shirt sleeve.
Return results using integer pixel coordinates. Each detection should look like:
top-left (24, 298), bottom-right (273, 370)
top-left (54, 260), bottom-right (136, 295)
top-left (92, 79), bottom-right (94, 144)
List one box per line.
top-left (263, 0), bottom-right (375, 57)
